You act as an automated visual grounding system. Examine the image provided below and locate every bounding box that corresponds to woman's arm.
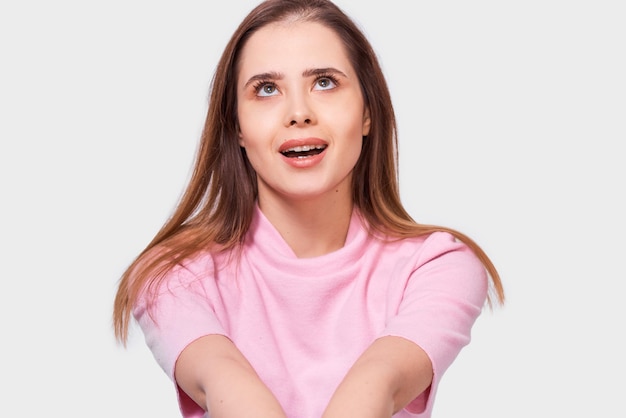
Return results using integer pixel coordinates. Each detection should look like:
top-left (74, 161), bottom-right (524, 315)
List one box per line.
top-left (322, 335), bottom-right (433, 418)
top-left (175, 334), bottom-right (287, 418)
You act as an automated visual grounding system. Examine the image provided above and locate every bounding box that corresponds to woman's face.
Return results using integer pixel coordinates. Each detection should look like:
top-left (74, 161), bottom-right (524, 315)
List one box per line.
top-left (236, 20), bottom-right (370, 207)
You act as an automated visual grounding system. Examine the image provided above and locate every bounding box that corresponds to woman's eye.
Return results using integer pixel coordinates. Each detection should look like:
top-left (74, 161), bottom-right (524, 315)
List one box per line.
top-left (314, 77), bottom-right (337, 91)
top-left (257, 83), bottom-right (278, 97)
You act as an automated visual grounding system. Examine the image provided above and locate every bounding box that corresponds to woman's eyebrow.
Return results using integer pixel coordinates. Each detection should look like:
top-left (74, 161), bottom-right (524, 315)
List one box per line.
top-left (244, 67), bottom-right (348, 88)
top-left (302, 67), bottom-right (347, 78)
top-left (244, 71), bottom-right (284, 88)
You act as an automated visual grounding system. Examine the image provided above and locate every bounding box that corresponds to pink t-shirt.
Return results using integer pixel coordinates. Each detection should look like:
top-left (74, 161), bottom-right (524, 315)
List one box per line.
top-left (134, 206), bottom-right (488, 418)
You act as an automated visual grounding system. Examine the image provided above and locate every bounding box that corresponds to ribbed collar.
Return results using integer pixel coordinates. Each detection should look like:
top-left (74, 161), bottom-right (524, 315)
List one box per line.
top-left (243, 204), bottom-right (371, 278)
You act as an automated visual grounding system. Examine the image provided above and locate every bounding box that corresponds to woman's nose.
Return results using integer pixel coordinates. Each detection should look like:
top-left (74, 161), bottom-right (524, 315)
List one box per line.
top-left (289, 117), bottom-right (311, 126)
top-left (285, 92), bottom-right (316, 127)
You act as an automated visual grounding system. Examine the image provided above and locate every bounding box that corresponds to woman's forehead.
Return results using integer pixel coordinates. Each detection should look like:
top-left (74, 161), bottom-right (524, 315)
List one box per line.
top-left (236, 21), bottom-right (354, 80)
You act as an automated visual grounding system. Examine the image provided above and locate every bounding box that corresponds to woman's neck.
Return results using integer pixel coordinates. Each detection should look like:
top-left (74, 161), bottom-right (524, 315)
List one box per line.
top-left (258, 192), bottom-right (354, 258)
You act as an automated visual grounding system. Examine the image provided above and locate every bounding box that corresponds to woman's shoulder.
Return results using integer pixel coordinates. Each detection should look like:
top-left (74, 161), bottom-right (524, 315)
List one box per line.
top-left (376, 229), bottom-right (482, 270)
top-left (136, 246), bottom-right (223, 293)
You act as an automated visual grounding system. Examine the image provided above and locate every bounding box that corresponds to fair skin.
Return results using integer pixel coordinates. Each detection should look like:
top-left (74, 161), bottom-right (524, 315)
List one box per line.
top-left (175, 20), bottom-right (433, 417)
top-left (237, 20), bottom-right (369, 258)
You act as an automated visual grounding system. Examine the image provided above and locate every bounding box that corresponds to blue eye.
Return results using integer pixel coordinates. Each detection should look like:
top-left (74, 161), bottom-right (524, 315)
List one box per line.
top-left (255, 82), bottom-right (279, 97)
top-left (314, 77), bottom-right (337, 90)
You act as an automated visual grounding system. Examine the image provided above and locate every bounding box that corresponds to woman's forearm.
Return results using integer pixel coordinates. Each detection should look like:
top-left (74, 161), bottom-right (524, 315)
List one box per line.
top-left (201, 356), bottom-right (286, 418)
top-left (322, 336), bottom-right (433, 418)
top-left (175, 334), bottom-right (287, 418)
top-left (321, 358), bottom-right (396, 417)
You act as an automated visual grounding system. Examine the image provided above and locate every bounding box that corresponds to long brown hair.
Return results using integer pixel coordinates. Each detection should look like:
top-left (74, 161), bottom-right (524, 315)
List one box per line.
top-left (113, 0), bottom-right (504, 345)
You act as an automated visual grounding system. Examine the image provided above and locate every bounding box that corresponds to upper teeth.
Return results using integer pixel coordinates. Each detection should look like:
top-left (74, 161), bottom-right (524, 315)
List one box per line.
top-left (285, 145), bottom-right (325, 152)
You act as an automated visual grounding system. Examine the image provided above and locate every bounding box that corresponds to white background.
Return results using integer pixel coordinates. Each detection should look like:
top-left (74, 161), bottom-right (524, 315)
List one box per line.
top-left (1, 1), bottom-right (624, 416)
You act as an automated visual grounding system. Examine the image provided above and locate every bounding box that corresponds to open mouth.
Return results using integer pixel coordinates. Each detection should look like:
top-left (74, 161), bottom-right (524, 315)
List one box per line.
top-left (280, 144), bottom-right (327, 158)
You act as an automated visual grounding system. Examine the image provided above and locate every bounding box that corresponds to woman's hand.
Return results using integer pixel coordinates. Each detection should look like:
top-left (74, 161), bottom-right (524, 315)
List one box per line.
top-left (321, 335), bottom-right (433, 418)
top-left (175, 334), bottom-right (287, 418)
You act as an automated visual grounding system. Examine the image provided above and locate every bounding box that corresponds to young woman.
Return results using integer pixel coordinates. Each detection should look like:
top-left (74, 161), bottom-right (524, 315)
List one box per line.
top-left (113, 1), bottom-right (505, 417)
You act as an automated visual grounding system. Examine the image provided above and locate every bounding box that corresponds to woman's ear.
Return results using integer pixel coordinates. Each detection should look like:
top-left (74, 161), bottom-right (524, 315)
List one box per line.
top-left (362, 108), bottom-right (371, 136)
top-left (237, 123), bottom-right (245, 146)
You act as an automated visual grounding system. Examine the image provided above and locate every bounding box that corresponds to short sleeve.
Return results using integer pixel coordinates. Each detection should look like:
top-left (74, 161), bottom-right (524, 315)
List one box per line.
top-left (381, 232), bottom-right (489, 415)
top-left (132, 255), bottom-right (226, 418)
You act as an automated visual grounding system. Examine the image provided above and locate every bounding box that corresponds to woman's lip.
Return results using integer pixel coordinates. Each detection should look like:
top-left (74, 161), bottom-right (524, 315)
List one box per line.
top-left (280, 146), bottom-right (327, 168)
top-left (279, 137), bottom-right (328, 153)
